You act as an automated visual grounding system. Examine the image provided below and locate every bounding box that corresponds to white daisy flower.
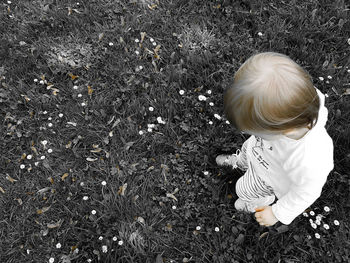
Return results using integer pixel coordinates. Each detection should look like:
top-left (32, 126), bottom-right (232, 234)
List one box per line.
top-left (334, 220), bottom-right (340, 226)
top-left (315, 233), bottom-right (321, 239)
top-left (323, 224), bottom-right (330, 230)
top-left (208, 121), bottom-right (213, 125)
top-left (172, 205), bottom-right (177, 210)
top-left (91, 210), bottom-right (96, 215)
top-left (324, 206), bottom-right (330, 212)
top-left (196, 226), bottom-right (201, 231)
top-left (257, 32), bottom-right (263, 36)
top-left (311, 223), bottom-right (317, 229)
top-left (209, 102), bottom-right (214, 106)
top-left (73, 85), bottom-right (78, 90)
top-left (48, 149), bottom-right (53, 153)
top-left (135, 50), bottom-right (140, 55)
top-left (207, 90), bottom-right (212, 95)
top-left (49, 258), bottom-right (55, 263)
top-left (27, 155), bottom-right (32, 160)
top-left (179, 90), bottom-right (185, 95)
top-left (139, 130), bottom-right (144, 135)
top-left (135, 39), bottom-right (140, 43)
top-left (99, 236), bottom-right (103, 240)
top-left (102, 245), bottom-right (108, 253)
top-left (83, 196), bottom-right (89, 200)
top-left (48, 123), bottom-right (53, 127)
top-left (309, 211), bottom-right (315, 216)
top-left (20, 164), bottom-right (25, 169)
top-left (214, 114), bottom-right (221, 120)
top-left (41, 155), bottom-right (46, 160)
top-left (150, 38), bottom-right (154, 42)
top-left (318, 77), bottom-right (324, 81)
top-left (34, 79), bottom-right (38, 82)
top-left (77, 94), bottom-right (82, 98)
top-left (215, 227), bottom-right (220, 232)
top-left (109, 42), bottom-right (114, 46)
top-left (113, 236), bottom-right (118, 241)
top-left (149, 107), bottom-right (154, 112)
top-left (198, 95), bottom-right (207, 101)
top-left (43, 111), bottom-right (48, 114)
top-left (56, 243), bottom-right (61, 249)
top-left (41, 140), bottom-right (48, 145)
top-left (118, 240), bottom-right (123, 245)
top-left (101, 181), bottom-right (107, 186)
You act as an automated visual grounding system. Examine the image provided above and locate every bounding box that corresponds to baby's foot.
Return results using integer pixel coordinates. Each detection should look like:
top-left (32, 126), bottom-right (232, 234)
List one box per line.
top-left (216, 149), bottom-right (241, 169)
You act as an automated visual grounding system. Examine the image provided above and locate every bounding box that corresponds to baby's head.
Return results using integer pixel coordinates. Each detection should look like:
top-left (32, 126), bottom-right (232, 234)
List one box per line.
top-left (224, 52), bottom-right (320, 139)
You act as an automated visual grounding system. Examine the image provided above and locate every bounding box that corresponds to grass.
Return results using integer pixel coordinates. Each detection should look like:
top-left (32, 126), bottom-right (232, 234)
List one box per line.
top-left (0, 0), bottom-right (350, 262)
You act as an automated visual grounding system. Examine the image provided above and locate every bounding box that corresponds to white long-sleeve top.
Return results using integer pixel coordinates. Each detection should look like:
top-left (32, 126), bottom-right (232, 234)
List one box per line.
top-left (242, 88), bottom-right (334, 225)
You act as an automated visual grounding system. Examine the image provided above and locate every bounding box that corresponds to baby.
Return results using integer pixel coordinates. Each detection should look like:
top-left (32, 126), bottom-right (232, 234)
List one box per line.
top-left (217, 52), bottom-right (334, 226)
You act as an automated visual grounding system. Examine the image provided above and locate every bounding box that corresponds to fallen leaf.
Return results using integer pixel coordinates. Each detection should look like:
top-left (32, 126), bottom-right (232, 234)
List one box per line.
top-left (344, 88), bottom-right (350, 95)
top-left (98, 33), bottom-right (104, 41)
top-left (37, 187), bottom-right (51, 194)
top-left (166, 193), bottom-right (177, 201)
top-left (37, 206), bottom-right (51, 214)
top-left (6, 174), bottom-right (17, 183)
top-left (88, 85), bottom-right (93, 96)
top-left (47, 219), bottom-right (64, 229)
top-left (68, 73), bottom-right (78, 80)
top-left (61, 173), bottom-right (69, 181)
top-left (0, 186), bottom-right (5, 194)
top-left (140, 32), bottom-right (146, 43)
top-left (86, 157), bottom-right (98, 162)
top-left (117, 183), bottom-right (128, 196)
top-left (259, 232), bottom-right (269, 240)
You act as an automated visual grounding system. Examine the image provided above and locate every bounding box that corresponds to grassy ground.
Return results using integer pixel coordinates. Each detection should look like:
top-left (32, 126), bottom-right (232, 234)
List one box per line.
top-left (1, 0), bottom-right (350, 262)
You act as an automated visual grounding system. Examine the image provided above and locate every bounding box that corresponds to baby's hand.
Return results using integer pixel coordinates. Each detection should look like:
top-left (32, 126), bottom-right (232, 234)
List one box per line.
top-left (254, 206), bottom-right (279, 227)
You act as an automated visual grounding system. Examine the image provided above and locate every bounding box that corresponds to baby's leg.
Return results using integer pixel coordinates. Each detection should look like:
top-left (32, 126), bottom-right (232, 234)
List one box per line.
top-left (235, 167), bottom-right (274, 201)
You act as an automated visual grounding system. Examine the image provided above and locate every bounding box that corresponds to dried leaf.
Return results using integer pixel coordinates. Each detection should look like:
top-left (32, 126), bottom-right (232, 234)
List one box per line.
top-left (37, 206), bottom-right (51, 214)
top-left (344, 88), bottom-right (350, 95)
top-left (88, 85), bottom-right (93, 95)
top-left (48, 177), bottom-right (54, 184)
top-left (259, 232), bottom-right (269, 240)
top-left (66, 141), bottom-right (72, 148)
top-left (47, 219), bottom-right (63, 229)
top-left (98, 33), bottom-right (104, 41)
top-left (140, 32), bottom-right (146, 43)
top-left (15, 198), bottom-right (23, 205)
top-left (31, 146), bottom-right (38, 155)
top-left (90, 148), bottom-right (102, 153)
top-left (6, 174), bottom-right (17, 183)
top-left (61, 173), bottom-right (69, 181)
top-left (68, 73), bottom-right (78, 80)
top-left (37, 187), bottom-right (51, 194)
top-left (0, 186), bottom-right (5, 194)
top-left (117, 183), bottom-right (127, 196)
top-left (166, 193), bottom-right (177, 201)
top-left (86, 157), bottom-right (98, 162)
top-left (125, 141), bottom-right (135, 151)
top-left (21, 153), bottom-right (27, 160)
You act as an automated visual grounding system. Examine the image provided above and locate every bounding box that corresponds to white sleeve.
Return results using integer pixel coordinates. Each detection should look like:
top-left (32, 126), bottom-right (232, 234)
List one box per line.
top-left (271, 164), bottom-right (330, 225)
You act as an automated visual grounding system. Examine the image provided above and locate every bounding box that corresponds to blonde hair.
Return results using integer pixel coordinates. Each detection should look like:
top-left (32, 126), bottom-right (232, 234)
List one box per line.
top-left (224, 52), bottom-right (320, 134)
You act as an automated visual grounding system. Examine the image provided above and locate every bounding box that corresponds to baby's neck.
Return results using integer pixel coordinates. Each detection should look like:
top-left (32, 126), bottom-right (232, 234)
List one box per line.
top-left (283, 127), bottom-right (310, 140)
